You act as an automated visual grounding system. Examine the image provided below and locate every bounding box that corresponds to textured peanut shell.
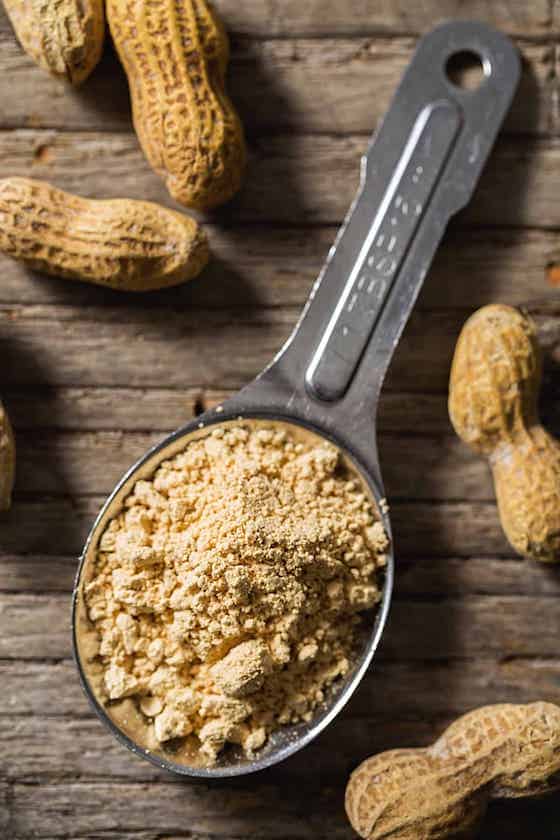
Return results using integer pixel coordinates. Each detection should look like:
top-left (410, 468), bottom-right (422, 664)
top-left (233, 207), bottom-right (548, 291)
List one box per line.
top-left (0, 177), bottom-right (209, 292)
top-left (107, 0), bottom-right (247, 211)
top-left (449, 304), bottom-right (560, 563)
top-left (346, 702), bottom-right (560, 839)
top-left (0, 401), bottom-right (15, 511)
top-left (4, 0), bottom-right (105, 85)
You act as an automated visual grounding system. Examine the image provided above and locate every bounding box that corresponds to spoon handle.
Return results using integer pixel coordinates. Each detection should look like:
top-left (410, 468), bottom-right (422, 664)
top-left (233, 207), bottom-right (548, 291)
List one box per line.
top-left (238, 21), bottom-right (520, 476)
top-left (305, 97), bottom-right (462, 403)
top-left (302, 21), bottom-right (521, 408)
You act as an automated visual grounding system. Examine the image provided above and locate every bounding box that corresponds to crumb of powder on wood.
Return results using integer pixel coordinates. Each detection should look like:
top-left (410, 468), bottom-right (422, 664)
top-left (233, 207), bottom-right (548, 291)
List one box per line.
top-left (83, 423), bottom-right (388, 763)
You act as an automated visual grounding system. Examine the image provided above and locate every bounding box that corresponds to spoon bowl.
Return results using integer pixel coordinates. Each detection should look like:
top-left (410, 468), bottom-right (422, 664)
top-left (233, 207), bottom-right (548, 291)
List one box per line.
top-left (73, 411), bottom-right (393, 777)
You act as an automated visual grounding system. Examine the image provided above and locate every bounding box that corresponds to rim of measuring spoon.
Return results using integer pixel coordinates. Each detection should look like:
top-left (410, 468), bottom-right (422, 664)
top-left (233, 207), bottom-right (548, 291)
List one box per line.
top-left (72, 408), bottom-right (395, 779)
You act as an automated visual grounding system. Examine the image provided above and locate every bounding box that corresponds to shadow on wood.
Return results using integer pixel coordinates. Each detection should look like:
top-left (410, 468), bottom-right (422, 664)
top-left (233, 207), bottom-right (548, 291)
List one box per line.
top-left (214, 31), bottom-right (311, 243)
top-left (480, 791), bottom-right (560, 839)
top-left (0, 338), bottom-right (85, 564)
top-left (65, 37), bottom-right (132, 131)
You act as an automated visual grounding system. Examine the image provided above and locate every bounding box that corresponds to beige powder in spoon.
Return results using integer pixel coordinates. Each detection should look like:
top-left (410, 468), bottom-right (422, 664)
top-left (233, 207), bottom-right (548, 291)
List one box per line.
top-left (83, 422), bottom-right (388, 763)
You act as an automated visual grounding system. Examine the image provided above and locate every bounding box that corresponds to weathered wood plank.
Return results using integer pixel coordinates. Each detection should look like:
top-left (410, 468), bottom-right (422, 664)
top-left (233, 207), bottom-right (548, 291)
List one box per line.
top-left (0, 305), bottom-right (291, 391)
top-left (382, 595), bottom-right (560, 659)
top-left (7, 708), bottom-right (560, 784)
top-left (0, 555), bottom-right (75, 592)
top-left (0, 226), bottom-right (558, 312)
top-left (0, 716), bottom-right (449, 783)
top-left (11, 783), bottom-right (345, 837)
top-left (24, 425), bottom-right (560, 503)
top-left (0, 37), bottom-right (551, 135)
top-left (12, 429), bottom-right (496, 500)
top-left (0, 782), bottom-right (10, 835)
top-left (9, 779), bottom-right (353, 838)
top-left (397, 556), bottom-right (560, 597)
top-left (2, 305), bottom-right (560, 394)
top-left (351, 657), bottom-right (560, 717)
top-left (4, 387), bottom-right (210, 432)
top-left (9, 779), bottom-right (560, 839)
top-left (0, 661), bottom-right (85, 714)
top-left (3, 592), bottom-right (559, 661)
top-left (216, 0), bottom-right (554, 37)
top-left (0, 594), bottom-right (71, 659)
top-left (4, 703), bottom-right (560, 798)
top-left (6, 377), bottom-right (560, 434)
top-left (0, 0), bottom-right (552, 40)
top-left (3, 388), bottom-right (452, 434)
top-left (1, 132), bottom-right (560, 228)
top-left (0, 498), bottom-right (514, 556)
top-left (3, 658), bottom-right (560, 721)
top-left (393, 501), bottom-right (512, 556)
top-left (14, 430), bottom-right (161, 498)
top-left (4, 553), bottom-right (560, 598)
top-left (0, 496), bottom-right (102, 556)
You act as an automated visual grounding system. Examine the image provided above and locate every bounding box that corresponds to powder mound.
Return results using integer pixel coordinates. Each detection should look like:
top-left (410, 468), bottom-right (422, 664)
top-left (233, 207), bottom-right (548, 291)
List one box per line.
top-left (84, 423), bottom-right (388, 763)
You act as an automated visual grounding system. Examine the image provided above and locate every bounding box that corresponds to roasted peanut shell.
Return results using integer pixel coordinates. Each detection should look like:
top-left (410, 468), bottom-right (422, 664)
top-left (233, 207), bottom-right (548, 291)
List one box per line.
top-left (0, 177), bottom-right (209, 292)
top-left (107, 0), bottom-right (247, 211)
top-left (449, 304), bottom-right (560, 562)
top-left (346, 702), bottom-right (560, 839)
top-left (4, 0), bottom-right (105, 85)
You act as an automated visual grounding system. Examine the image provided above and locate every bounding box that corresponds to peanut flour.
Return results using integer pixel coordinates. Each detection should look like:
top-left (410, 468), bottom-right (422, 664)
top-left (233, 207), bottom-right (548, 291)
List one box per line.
top-left (82, 421), bottom-right (388, 764)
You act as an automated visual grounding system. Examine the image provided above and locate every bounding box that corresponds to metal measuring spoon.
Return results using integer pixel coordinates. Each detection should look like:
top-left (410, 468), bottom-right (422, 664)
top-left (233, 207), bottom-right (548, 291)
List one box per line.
top-left (73, 21), bottom-right (520, 778)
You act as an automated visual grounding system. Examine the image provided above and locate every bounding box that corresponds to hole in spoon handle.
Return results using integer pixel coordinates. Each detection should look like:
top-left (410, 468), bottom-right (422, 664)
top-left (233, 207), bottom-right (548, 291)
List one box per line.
top-left (306, 100), bottom-right (461, 401)
top-left (263, 21), bottom-right (520, 418)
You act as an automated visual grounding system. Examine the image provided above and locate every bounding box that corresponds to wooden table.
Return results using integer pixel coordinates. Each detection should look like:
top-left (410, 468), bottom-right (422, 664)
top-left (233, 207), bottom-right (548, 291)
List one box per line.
top-left (1, 1), bottom-right (560, 837)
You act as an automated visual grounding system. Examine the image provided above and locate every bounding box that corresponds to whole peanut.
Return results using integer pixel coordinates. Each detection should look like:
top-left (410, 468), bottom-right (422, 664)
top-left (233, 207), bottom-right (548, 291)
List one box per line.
top-left (449, 304), bottom-right (560, 563)
top-left (4, 0), bottom-right (105, 85)
top-left (0, 401), bottom-right (15, 511)
top-left (0, 177), bottom-right (209, 292)
top-left (346, 702), bottom-right (560, 839)
top-left (107, 0), bottom-right (247, 211)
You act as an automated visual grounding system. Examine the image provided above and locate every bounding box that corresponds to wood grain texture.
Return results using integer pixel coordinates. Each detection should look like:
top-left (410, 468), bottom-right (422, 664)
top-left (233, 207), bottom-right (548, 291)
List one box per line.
top-left (0, 0), bottom-right (553, 38)
top-left (1, 1), bottom-right (560, 837)
top-left (2, 304), bottom-right (560, 395)
top-left (5, 780), bottom-right (560, 839)
top-left (3, 658), bottom-right (560, 719)
top-left (8, 780), bottom-right (355, 838)
top-left (1, 131), bottom-right (560, 228)
top-left (0, 36), bottom-right (552, 135)
top-left (4, 553), bottom-right (560, 597)
top-left (0, 498), bottom-right (514, 556)
top-left (0, 226), bottom-right (558, 309)
top-left (6, 428), bottom-right (504, 499)
top-left (212, 0), bottom-right (554, 36)
top-left (2, 591), bottom-right (560, 660)
top-left (5, 385), bottom-right (560, 435)
top-left (3, 709), bottom-right (560, 784)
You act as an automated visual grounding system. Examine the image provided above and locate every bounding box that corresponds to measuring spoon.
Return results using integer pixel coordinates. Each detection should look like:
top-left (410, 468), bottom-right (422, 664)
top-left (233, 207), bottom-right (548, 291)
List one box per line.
top-left (73, 21), bottom-right (520, 778)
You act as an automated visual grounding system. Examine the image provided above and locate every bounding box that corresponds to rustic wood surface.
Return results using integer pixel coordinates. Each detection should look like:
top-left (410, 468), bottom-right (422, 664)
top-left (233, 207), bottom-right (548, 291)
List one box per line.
top-left (1, 1), bottom-right (560, 837)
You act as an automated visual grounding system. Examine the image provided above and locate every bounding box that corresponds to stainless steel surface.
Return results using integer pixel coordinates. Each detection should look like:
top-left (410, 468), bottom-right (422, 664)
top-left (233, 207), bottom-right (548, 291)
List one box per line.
top-left (306, 99), bottom-right (462, 401)
top-left (73, 21), bottom-right (521, 778)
